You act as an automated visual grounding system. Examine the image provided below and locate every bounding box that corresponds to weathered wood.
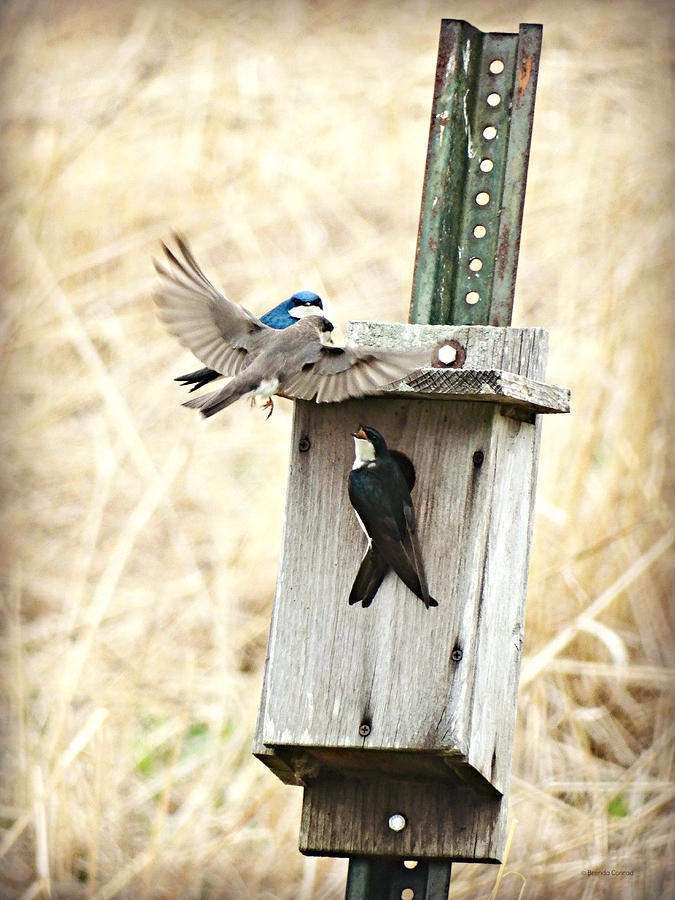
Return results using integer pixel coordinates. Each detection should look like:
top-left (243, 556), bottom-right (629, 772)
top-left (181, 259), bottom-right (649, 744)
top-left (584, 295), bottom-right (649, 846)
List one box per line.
top-left (253, 324), bottom-right (564, 859)
top-left (385, 368), bottom-right (568, 415)
top-left (254, 394), bottom-right (541, 793)
top-left (281, 324), bottom-right (570, 414)
top-left (352, 323), bottom-right (569, 414)
top-left (345, 322), bottom-right (549, 377)
top-left (300, 777), bottom-right (506, 861)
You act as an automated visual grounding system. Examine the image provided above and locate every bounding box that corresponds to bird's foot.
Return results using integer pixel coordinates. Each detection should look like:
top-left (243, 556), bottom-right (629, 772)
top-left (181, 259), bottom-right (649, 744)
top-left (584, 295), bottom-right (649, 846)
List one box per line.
top-left (249, 397), bottom-right (257, 408)
top-left (262, 397), bottom-right (274, 419)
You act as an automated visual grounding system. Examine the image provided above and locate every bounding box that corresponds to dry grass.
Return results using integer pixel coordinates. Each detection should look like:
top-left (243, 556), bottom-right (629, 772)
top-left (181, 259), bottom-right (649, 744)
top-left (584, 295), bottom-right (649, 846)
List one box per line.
top-left (0, 0), bottom-right (672, 897)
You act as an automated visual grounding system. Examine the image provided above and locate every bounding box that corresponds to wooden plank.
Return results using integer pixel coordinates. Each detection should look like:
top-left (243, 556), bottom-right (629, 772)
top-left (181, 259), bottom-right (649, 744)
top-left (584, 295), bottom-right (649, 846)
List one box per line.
top-left (467, 409), bottom-right (542, 787)
top-left (300, 777), bottom-right (507, 861)
top-left (345, 322), bottom-right (549, 378)
top-left (335, 323), bottom-right (570, 414)
top-left (385, 367), bottom-right (569, 415)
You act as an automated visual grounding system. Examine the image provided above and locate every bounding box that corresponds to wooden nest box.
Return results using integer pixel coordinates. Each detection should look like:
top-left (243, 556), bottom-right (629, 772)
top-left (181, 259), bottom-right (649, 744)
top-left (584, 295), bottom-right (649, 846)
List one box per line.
top-left (253, 18), bottom-right (569, 866)
top-left (253, 322), bottom-right (568, 861)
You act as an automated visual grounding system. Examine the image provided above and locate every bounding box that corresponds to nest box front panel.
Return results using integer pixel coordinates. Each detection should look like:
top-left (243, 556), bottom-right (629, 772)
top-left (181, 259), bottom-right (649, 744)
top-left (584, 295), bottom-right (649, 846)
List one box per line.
top-left (256, 393), bottom-right (541, 793)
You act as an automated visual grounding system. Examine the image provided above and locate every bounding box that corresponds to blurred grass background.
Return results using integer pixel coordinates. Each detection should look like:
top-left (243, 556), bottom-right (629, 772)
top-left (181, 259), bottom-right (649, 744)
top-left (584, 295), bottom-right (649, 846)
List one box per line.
top-left (0, 0), bottom-right (672, 897)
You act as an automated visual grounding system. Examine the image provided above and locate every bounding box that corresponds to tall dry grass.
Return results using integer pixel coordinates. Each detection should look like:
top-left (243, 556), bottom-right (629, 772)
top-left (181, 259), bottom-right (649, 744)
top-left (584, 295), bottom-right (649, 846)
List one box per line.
top-left (0, 0), bottom-right (672, 897)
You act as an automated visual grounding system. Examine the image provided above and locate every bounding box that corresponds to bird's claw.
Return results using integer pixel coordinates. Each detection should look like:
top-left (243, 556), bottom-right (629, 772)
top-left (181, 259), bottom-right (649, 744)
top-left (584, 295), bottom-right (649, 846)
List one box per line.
top-left (263, 398), bottom-right (274, 419)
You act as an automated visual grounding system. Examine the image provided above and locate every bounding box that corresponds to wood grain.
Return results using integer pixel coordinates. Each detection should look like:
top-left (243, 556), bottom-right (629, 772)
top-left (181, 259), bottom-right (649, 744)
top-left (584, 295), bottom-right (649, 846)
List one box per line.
top-left (253, 324), bottom-right (558, 859)
top-left (387, 367), bottom-right (569, 415)
top-left (299, 776), bottom-right (507, 861)
top-left (344, 322), bottom-right (548, 377)
top-left (255, 396), bottom-right (540, 792)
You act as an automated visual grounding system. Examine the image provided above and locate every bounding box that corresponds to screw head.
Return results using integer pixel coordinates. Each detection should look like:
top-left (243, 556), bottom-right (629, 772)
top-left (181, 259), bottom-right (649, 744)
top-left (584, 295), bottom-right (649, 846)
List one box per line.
top-left (433, 339), bottom-right (466, 369)
top-left (473, 450), bottom-right (484, 467)
top-left (451, 648), bottom-right (463, 662)
top-left (298, 436), bottom-right (311, 453)
top-left (388, 813), bottom-right (407, 832)
top-left (358, 722), bottom-right (371, 737)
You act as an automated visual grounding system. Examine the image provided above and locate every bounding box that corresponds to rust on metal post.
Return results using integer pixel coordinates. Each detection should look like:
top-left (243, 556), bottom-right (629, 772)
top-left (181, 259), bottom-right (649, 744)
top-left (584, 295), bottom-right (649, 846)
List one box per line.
top-left (410, 21), bottom-right (542, 327)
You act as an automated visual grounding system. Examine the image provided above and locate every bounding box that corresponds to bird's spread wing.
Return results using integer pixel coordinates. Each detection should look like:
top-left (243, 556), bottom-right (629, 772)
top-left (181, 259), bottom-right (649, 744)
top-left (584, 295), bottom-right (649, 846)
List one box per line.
top-left (282, 345), bottom-right (432, 403)
top-left (153, 235), bottom-right (273, 377)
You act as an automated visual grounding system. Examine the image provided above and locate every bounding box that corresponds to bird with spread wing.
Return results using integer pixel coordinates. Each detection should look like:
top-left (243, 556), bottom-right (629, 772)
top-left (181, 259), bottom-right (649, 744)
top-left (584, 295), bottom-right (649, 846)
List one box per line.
top-left (153, 236), bottom-right (438, 418)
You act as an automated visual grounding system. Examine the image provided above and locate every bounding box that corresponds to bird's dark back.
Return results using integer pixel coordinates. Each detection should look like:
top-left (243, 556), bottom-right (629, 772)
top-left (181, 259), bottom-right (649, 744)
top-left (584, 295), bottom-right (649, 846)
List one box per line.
top-left (348, 458), bottom-right (411, 537)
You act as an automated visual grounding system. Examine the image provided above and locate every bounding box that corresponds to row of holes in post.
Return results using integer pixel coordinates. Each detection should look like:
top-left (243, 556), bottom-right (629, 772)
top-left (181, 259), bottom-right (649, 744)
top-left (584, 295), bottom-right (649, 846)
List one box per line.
top-left (400, 861), bottom-right (418, 900)
top-left (466, 57), bottom-right (504, 306)
top-left (389, 63), bottom-right (509, 900)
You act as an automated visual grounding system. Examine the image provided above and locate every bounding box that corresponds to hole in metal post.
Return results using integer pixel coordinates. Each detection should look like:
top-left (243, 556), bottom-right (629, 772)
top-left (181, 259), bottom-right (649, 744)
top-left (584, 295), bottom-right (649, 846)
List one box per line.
top-left (479, 158), bottom-right (494, 172)
top-left (469, 257), bottom-right (483, 272)
top-left (483, 125), bottom-right (497, 140)
top-left (465, 291), bottom-right (480, 305)
top-left (401, 890), bottom-right (415, 900)
top-left (475, 191), bottom-right (490, 206)
top-left (473, 224), bottom-right (487, 238)
top-left (487, 92), bottom-right (501, 107)
top-left (489, 59), bottom-right (505, 74)
top-left (403, 861), bottom-right (418, 869)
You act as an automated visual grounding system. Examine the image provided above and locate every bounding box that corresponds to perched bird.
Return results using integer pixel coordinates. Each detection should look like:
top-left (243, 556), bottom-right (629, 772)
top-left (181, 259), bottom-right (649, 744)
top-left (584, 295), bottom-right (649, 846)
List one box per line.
top-left (175, 290), bottom-right (324, 393)
top-left (153, 236), bottom-right (437, 418)
top-left (349, 445), bottom-right (416, 608)
top-left (348, 425), bottom-right (438, 609)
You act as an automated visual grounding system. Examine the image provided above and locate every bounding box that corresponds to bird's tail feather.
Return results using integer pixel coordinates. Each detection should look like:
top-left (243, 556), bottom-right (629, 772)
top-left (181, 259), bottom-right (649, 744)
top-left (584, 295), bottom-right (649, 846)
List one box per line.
top-left (349, 546), bottom-right (389, 608)
top-left (182, 381), bottom-right (243, 417)
top-left (395, 567), bottom-right (438, 608)
top-left (175, 367), bottom-right (221, 392)
top-left (389, 552), bottom-right (438, 609)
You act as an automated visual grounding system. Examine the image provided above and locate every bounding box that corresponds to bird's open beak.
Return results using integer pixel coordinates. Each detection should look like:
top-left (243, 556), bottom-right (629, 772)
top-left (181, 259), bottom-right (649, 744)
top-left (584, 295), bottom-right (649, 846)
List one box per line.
top-left (352, 426), bottom-right (368, 440)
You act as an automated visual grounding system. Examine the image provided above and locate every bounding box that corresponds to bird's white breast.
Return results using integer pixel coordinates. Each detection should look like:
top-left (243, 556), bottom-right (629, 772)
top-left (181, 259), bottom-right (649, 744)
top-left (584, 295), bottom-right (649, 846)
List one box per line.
top-left (352, 437), bottom-right (376, 469)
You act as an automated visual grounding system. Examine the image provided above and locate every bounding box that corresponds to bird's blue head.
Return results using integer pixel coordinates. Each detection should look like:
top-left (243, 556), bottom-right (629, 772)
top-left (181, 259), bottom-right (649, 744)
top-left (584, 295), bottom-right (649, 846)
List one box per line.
top-left (287, 291), bottom-right (324, 321)
top-left (261, 291), bottom-right (324, 329)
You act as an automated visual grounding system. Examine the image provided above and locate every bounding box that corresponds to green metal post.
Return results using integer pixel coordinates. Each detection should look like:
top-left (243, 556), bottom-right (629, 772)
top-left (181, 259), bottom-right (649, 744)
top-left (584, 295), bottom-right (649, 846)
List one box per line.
top-left (410, 20), bottom-right (542, 327)
top-left (346, 857), bottom-right (452, 900)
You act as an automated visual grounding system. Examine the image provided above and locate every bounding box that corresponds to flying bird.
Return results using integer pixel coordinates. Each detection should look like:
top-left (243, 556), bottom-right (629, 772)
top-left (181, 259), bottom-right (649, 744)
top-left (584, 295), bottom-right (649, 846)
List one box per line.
top-left (153, 236), bottom-right (437, 418)
top-left (175, 290), bottom-right (324, 393)
top-left (348, 425), bottom-right (438, 609)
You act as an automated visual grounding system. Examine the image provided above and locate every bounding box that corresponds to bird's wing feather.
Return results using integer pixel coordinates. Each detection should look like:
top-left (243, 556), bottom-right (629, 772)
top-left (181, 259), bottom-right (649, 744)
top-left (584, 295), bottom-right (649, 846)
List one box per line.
top-left (283, 345), bottom-right (432, 403)
top-left (402, 504), bottom-right (431, 607)
top-left (153, 235), bottom-right (273, 376)
top-left (349, 466), bottom-right (433, 608)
